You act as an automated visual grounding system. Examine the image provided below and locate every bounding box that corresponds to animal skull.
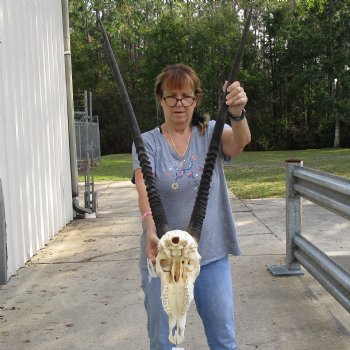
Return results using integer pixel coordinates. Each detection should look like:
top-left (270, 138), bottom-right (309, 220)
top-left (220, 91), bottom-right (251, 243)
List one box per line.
top-left (156, 230), bottom-right (201, 344)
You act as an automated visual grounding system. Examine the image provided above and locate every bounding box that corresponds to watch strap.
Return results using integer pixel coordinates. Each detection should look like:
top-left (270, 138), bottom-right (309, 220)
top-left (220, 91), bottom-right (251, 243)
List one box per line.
top-left (228, 109), bottom-right (246, 122)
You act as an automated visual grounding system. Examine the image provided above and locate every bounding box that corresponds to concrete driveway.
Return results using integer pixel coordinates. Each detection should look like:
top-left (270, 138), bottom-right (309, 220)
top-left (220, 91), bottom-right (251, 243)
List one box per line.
top-left (0, 181), bottom-right (349, 349)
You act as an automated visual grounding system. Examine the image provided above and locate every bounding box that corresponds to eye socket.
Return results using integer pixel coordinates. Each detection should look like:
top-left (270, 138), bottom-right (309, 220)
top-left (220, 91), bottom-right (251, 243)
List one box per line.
top-left (160, 259), bottom-right (172, 269)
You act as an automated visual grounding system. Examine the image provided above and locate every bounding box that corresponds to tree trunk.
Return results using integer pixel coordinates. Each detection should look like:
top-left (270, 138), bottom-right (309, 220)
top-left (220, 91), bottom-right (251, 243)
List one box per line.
top-left (333, 116), bottom-right (340, 148)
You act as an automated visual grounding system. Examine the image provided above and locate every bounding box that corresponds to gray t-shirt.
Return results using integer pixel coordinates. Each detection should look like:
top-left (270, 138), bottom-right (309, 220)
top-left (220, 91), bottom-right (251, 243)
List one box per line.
top-left (132, 120), bottom-right (241, 269)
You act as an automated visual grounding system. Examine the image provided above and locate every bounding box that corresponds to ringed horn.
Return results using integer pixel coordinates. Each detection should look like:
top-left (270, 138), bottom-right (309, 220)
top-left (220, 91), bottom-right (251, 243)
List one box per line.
top-left (96, 8), bottom-right (253, 241)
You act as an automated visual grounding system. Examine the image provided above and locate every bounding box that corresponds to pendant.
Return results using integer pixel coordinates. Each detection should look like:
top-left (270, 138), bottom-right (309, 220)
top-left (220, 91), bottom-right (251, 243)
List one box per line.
top-left (171, 182), bottom-right (179, 190)
top-left (178, 160), bottom-right (185, 167)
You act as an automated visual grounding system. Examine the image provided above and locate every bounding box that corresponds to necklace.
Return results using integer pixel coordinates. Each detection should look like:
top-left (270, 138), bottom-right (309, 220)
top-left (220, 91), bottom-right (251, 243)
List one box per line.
top-left (166, 125), bottom-right (191, 163)
top-left (166, 125), bottom-right (192, 190)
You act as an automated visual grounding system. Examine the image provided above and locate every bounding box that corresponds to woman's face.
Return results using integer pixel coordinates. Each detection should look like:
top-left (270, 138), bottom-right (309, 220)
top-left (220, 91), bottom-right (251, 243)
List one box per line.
top-left (160, 83), bottom-right (197, 126)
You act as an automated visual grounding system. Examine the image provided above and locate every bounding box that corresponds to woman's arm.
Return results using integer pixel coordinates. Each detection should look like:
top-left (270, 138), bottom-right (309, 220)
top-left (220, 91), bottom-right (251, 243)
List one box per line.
top-left (134, 168), bottom-right (159, 263)
top-left (221, 81), bottom-right (251, 157)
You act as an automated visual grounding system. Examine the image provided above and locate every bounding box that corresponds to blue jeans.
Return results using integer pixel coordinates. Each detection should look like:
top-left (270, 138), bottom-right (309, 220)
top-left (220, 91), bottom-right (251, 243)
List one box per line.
top-left (140, 256), bottom-right (238, 350)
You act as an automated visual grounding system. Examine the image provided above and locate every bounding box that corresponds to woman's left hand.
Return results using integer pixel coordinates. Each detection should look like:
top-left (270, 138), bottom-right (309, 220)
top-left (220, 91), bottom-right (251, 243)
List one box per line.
top-left (223, 80), bottom-right (248, 117)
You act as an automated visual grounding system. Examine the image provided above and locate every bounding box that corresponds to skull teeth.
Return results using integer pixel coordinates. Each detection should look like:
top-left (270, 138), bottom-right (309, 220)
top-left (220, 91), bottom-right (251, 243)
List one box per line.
top-left (161, 284), bottom-right (171, 315)
top-left (182, 285), bottom-right (191, 315)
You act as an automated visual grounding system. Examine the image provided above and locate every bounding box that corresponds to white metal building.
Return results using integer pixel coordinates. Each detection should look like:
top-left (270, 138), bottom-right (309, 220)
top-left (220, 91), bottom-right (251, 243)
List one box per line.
top-left (0, 0), bottom-right (76, 282)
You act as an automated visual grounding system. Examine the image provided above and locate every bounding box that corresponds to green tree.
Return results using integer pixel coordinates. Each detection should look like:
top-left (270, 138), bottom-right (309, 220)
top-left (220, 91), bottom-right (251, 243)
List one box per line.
top-left (68, 0), bottom-right (350, 153)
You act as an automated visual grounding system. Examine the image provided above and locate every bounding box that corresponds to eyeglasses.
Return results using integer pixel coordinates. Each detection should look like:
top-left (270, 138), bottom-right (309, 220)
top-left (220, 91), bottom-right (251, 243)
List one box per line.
top-left (163, 96), bottom-right (196, 107)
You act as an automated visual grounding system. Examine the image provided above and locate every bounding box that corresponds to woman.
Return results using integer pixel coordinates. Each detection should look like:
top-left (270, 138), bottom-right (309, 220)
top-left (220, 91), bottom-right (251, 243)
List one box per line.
top-left (132, 64), bottom-right (251, 350)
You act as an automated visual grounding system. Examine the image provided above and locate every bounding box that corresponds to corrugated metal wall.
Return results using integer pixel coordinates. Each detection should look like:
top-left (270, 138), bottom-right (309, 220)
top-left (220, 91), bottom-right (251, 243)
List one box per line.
top-left (0, 0), bottom-right (73, 280)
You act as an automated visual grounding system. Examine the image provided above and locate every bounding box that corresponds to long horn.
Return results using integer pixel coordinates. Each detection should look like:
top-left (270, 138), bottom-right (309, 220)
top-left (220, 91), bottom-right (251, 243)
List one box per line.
top-left (96, 13), bottom-right (171, 238)
top-left (187, 8), bottom-right (253, 240)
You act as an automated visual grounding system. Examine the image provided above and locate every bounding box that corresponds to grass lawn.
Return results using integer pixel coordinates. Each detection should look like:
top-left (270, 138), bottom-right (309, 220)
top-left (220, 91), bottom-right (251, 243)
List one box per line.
top-left (84, 148), bottom-right (350, 199)
top-left (88, 153), bottom-right (133, 181)
top-left (225, 148), bottom-right (350, 198)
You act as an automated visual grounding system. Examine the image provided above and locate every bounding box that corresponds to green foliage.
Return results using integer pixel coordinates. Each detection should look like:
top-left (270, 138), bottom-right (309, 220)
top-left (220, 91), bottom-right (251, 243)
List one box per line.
top-left (189, 6), bottom-right (243, 116)
top-left (69, 0), bottom-right (350, 154)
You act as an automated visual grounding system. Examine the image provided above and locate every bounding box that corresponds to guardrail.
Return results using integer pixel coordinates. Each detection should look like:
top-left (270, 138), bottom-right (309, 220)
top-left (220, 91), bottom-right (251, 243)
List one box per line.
top-left (268, 160), bottom-right (350, 312)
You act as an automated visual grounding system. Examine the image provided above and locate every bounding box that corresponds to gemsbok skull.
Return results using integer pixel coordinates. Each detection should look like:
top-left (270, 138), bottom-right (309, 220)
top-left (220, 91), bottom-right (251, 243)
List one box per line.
top-left (97, 8), bottom-right (252, 344)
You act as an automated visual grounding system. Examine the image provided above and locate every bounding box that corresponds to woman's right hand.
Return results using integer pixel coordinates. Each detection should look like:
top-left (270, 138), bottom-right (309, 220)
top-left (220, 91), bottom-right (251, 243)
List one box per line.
top-left (146, 231), bottom-right (159, 264)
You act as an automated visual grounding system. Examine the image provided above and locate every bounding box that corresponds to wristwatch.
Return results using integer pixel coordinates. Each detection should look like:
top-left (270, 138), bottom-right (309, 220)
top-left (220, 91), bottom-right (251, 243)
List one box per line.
top-left (228, 109), bottom-right (246, 122)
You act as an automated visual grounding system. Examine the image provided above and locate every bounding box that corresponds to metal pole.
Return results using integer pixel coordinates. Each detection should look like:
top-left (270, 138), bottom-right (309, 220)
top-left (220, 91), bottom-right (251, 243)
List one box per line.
top-left (61, 0), bottom-right (79, 198)
top-left (285, 160), bottom-right (303, 271)
top-left (89, 91), bottom-right (93, 118)
top-left (89, 91), bottom-right (95, 210)
top-left (0, 178), bottom-right (7, 284)
top-left (84, 90), bottom-right (91, 208)
top-left (268, 160), bottom-right (304, 276)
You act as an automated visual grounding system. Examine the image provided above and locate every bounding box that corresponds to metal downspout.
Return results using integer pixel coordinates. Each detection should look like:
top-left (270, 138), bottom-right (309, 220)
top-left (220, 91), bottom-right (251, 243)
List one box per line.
top-left (61, 0), bottom-right (92, 215)
top-left (0, 178), bottom-right (7, 284)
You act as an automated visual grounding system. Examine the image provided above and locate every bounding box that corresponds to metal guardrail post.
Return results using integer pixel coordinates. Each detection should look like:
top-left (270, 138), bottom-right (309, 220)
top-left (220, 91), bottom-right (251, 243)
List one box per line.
top-left (0, 178), bottom-right (7, 284)
top-left (268, 160), bottom-right (304, 276)
top-left (268, 161), bottom-right (350, 312)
